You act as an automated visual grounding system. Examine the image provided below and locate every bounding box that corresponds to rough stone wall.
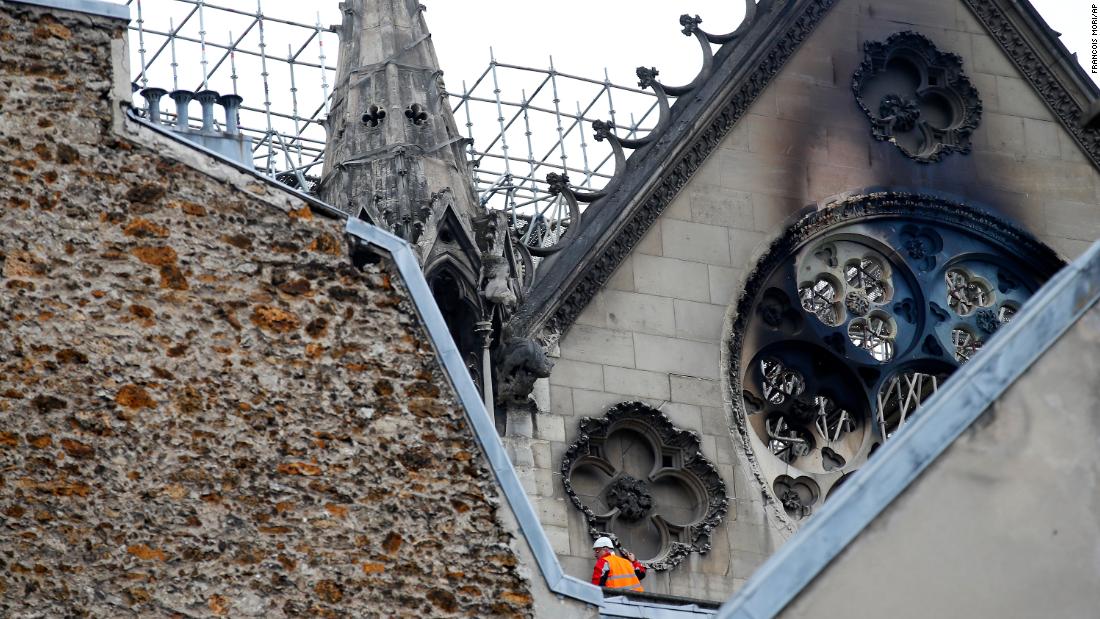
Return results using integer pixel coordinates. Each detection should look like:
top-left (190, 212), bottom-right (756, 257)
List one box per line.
top-left (539, 0), bottom-right (1100, 601)
top-left (0, 3), bottom-right (533, 617)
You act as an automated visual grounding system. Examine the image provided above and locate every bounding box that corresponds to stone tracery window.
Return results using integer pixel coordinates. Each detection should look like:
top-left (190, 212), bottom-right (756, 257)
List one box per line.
top-left (561, 402), bottom-right (728, 571)
top-left (729, 193), bottom-right (1061, 524)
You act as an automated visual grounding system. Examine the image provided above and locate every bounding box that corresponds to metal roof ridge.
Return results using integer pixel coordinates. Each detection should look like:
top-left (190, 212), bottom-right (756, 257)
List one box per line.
top-left (344, 218), bottom-right (605, 609)
top-left (8, 0), bottom-right (129, 21)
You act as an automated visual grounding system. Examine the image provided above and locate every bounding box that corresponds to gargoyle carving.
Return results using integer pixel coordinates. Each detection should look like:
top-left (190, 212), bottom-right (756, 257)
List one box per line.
top-left (494, 336), bottom-right (554, 406)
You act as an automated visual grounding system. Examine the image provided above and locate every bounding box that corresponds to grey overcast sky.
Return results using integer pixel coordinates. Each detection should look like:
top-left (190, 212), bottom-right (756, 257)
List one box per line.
top-left (121, 0), bottom-right (1098, 91)
top-left (423, 1), bottom-right (1099, 91)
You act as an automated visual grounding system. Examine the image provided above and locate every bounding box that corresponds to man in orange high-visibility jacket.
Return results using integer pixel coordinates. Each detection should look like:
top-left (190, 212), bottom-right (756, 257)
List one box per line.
top-left (590, 536), bottom-right (646, 591)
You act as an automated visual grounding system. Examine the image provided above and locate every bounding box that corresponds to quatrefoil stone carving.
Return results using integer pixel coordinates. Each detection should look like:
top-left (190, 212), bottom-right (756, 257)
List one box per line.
top-left (561, 402), bottom-right (728, 571)
top-left (852, 31), bottom-right (982, 162)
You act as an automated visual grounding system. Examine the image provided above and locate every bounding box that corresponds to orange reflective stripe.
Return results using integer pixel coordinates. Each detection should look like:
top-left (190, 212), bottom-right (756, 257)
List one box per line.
top-left (604, 555), bottom-right (643, 592)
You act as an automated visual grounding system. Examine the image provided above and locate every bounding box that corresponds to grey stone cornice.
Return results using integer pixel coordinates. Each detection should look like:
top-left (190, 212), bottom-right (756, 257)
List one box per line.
top-left (961, 0), bottom-right (1100, 166)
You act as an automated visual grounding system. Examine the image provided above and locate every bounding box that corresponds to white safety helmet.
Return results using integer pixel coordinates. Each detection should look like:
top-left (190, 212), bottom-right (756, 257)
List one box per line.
top-left (592, 536), bottom-right (615, 550)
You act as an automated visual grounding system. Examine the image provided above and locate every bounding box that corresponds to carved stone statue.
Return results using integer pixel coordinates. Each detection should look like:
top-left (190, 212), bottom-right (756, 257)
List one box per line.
top-left (481, 253), bottom-right (517, 309)
top-left (494, 335), bottom-right (553, 406)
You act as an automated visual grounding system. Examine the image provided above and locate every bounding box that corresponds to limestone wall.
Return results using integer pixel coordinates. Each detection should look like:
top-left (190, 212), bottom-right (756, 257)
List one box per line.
top-left (536, 0), bottom-right (1100, 602)
top-left (0, 2), bottom-right (535, 616)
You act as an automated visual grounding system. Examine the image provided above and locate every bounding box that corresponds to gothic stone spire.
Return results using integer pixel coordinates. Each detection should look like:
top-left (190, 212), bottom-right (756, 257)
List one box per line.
top-left (320, 0), bottom-right (479, 258)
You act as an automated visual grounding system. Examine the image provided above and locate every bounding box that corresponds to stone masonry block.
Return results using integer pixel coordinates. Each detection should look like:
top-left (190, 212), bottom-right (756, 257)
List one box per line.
top-left (534, 413), bottom-right (567, 443)
top-left (566, 510), bottom-right (594, 557)
top-left (550, 385), bottom-right (574, 417)
top-left (507, 405), bottom-right (534, 438)
top-left (709, 264), bottom-right (745, 306)
top-left (970, 32), bottom-right (1018, 77)
top-left (606, 256), bottom-right (635, 291)
top-left (729, 227), bottom-right (767, 269)
top-left (685, 527), bottom-right (733, 577)
top-left (1046, 199), bottom-right (1100, 242)
top-left (505, 438), bottom-right (535, 467)
top-left (515, 467), bottom-right (539, 496)
top-left (996, 75), bottom-right (1053, 120)
top-left (660, 402), bottom-right (703, 433)
top-left (826, 126), bottom-right (872, 169)
top-left (602, 290), bottom-right (676, 336)
top-left (1044, 236), bottom-right (1094, 260)
top-left (782, 38), bottom-right (837, 87)
top-left (662, 192), bottom-right (694, 221)
top-left (673, 299), bottom-right (727, 342)
top-left (570, 389), bottom-right (615, 420)
top-left (721, 116), bottom-right (753, 151)
top-left (857, 0), bottom-right (958, 29)
top-left (730, 550), bottom-right (767, 580)
top-left (603, 366), bottom-right (672, 401)
top-left (550, 358), bottom-right (605, 391)
top-left (970, 72), bottom-right (999, 114)
top-left (635, 221), bottom-right (662, 255)
top-left (1023, 118), bottom-right (1061, 160)
top-left (531, 440), bottom-right (552, 470)
top-left (634, 333), bottom-right (720, 380)
top-left (701, 406), bottom-right (733, 437)
top-left (699, 433), bottom-right (718, 463)
top-left (690, 184), bottom-right (755, 229)
top-left (633, 254), bottom-right (711, 302)
top-left (544, 524), bottom-right (571, 556)
top-left (693, 148), bottom-right (731, 185)
top-left (806, 163), bottom-right (878, 203)
top-left (712, 434), bottom-right (737, 466)
top-left (671, 375), bottom-right (723, 408)
top-left (718, 149), bottom-right (809, 199)
top-left (572, 388), bottom-right (657, 421)
top-left (728, 527), bottom-right (771, 555)
top-left (772, 77), bottom-right (866, 132)
top-left (558, 324), bottom-right (635, 367)
top-left (537, 497), bottom-right (570, 529)
top-left (981, 157), bottom-right (1097, 204)
top-left (1059, 128), bottom-right (1089, 163)
top-left (749, 114), bottom-right (828, 162)
top-left (559, 556), bottom-right (595, 583)
top-left (661, 218), bottom-right (732, 266)
top-left (976, 113), bottom-right (1025, 156)
top-left (572, 293), bottom-right (607, 328)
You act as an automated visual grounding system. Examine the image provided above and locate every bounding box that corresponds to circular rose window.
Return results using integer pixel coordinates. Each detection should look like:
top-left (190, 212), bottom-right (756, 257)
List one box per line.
top-left (729, 193), bottom-right (1062, 523)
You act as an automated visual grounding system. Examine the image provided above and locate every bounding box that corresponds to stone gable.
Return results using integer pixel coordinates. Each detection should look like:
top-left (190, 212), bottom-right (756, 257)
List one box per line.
top-left (534, 0), bottom-right (1100, 602)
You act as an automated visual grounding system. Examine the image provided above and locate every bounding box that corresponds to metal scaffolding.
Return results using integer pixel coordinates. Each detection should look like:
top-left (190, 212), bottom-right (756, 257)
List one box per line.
top-left (127, 0), bottom-right (664, 216)
top-left (128, 0), bottom-right (335, 185)
top-left (453, 54), bottom-right (660, 220)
